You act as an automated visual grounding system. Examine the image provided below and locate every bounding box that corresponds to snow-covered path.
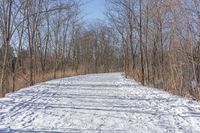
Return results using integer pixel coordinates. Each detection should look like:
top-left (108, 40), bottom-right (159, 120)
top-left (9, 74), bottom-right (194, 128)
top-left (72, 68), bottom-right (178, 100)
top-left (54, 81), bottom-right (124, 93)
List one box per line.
top-left (0, 73), bottom-right (200, 133)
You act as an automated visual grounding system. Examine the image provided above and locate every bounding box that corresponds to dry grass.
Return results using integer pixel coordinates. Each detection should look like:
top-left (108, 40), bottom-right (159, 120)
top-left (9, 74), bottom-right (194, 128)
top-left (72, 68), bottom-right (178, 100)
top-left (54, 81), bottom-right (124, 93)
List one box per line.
top-left (12, 69), bottom-right (83, 92)
top-left (7, 66), bottom-right (118, 94)
top-left (127, 69), bottom-right (200, 101)
top-left (9, 68), bottom-right (200, 101)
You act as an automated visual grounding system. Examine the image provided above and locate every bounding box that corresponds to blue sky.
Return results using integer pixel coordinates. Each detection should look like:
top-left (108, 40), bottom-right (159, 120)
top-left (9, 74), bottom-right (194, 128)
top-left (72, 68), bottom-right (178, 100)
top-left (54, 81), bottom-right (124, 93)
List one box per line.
top-left (83, 0), bottom-right (106, 22)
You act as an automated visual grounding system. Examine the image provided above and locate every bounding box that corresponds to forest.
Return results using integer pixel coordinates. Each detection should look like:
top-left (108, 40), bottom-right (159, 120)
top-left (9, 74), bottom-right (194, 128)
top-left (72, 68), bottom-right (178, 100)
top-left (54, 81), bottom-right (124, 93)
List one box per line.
top-left (0, 0), bottom-right (200, 100)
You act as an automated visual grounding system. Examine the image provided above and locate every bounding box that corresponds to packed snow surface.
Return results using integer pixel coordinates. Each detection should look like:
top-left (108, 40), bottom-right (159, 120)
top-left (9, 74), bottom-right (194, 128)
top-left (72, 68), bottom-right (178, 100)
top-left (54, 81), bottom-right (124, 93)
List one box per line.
top-left (0, 73), bottom-right (200, 133)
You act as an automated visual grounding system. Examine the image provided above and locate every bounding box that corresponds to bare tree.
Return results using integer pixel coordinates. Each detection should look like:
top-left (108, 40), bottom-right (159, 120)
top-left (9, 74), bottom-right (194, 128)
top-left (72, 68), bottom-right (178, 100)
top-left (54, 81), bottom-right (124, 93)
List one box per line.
top-left (0, 0), bottom-right (13, 96)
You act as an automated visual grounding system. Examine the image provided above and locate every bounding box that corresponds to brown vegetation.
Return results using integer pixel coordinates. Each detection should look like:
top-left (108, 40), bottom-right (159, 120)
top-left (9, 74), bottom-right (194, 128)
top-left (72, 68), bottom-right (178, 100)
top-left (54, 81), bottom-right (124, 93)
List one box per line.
top-left (0, 0), bottom-right (121, 97)
top-left (10, 70), bottom-right (79, 92)
top-left (0, 0), bottom-right (200, 101)
top-left (106, 0), bottom-right (200, 100)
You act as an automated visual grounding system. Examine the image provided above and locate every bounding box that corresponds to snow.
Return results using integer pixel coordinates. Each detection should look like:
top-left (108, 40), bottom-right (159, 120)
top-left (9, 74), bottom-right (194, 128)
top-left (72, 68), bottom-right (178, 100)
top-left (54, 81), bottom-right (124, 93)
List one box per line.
top-left (0, 72), bottom-right (200, 132)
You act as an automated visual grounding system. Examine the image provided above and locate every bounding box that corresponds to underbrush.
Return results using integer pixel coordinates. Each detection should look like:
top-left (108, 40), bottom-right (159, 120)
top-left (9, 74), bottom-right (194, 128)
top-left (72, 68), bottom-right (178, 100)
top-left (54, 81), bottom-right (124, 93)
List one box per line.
top-left (9, 69), bottom-right (83, 93)
top-left (126, 69), bottom-right (200, 101)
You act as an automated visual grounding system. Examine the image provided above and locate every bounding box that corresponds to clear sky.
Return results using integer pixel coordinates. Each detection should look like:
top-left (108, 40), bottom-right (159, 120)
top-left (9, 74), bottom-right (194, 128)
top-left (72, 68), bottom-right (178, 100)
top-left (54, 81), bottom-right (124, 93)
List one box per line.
top-left (83, 0), bottom-right (106, 22)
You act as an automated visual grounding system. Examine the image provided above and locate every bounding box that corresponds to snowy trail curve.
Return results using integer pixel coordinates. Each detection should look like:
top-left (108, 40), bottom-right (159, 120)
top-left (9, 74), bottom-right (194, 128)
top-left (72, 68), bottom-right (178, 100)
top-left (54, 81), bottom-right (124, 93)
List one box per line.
top-left (0, 73), bottom-right (200, 133)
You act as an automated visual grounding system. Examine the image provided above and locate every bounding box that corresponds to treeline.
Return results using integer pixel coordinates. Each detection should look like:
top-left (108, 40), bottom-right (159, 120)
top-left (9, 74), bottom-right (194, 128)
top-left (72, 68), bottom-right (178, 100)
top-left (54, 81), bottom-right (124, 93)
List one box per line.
top-left (1, 0), bottom-right (200, 100)
top-left (0, 0), bottom-right (121, 97)
top-left (106, 0), bottom-right (200, 100)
